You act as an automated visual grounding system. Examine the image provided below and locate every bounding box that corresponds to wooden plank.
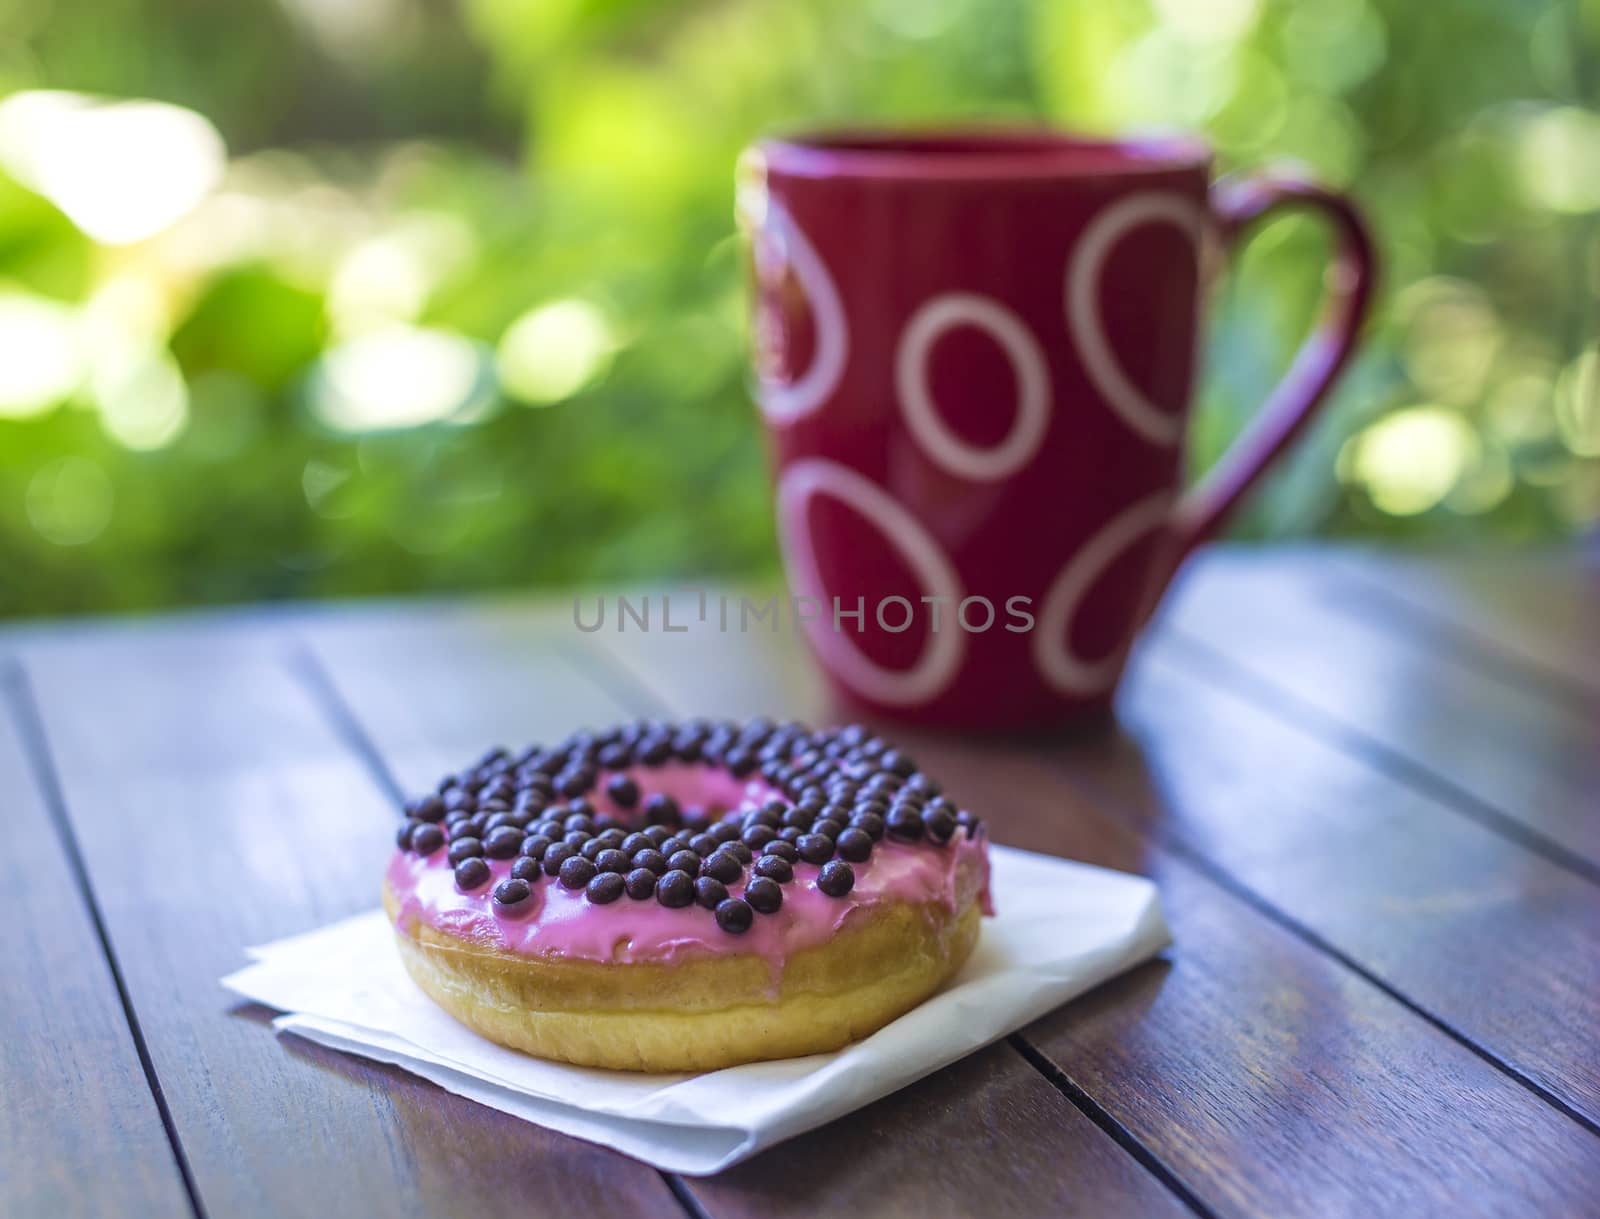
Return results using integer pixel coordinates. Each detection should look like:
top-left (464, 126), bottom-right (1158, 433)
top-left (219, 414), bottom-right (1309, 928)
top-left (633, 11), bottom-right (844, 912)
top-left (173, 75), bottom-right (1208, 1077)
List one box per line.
top-left (18, 631), bottom-right (684, 1219)
top-left (579, 594), bottom-right (1600, 1217)
top-left (1071, 649), bottom-right (1600, 1125)
top-left (0, 670), bottom-right (195, 1219)
top-left (1330, 549), bottom-right (1600, 699)
top-left (301, 603), bottom-right (632, 795)
top-left (1159, 551), bottom-right (1600, 873)
top-left (690, 1043), bottom-right (1192, 1219)
top-left (303, 609), bottom-right (1194, 1219)
top-left (866, 729), bottom-right (1600, 1219)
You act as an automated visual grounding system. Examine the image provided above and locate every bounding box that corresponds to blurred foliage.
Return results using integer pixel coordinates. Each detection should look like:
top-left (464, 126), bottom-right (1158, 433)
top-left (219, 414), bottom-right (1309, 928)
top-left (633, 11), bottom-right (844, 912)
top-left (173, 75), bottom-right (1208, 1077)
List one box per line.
top-left (0, 0), bottom-right (1597, 619)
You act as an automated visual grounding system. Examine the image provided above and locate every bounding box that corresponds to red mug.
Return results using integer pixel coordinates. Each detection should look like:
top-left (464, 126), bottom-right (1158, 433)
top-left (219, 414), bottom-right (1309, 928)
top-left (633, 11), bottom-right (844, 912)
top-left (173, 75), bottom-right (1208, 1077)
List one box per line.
top-left (739, 129), bottom-right (1375, 729)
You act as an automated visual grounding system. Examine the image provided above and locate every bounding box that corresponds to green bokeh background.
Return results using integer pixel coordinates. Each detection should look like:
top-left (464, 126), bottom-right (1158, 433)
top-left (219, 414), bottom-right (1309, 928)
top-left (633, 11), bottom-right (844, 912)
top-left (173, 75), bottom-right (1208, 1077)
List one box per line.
top-left (0, 0), bottom-right (1596, 619)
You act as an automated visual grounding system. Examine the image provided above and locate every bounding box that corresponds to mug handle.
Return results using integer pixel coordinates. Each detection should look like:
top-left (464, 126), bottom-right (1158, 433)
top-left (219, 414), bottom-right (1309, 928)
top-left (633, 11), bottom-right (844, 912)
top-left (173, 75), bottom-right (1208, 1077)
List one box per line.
top-left (1166, 170), bottom-right (1378, 565)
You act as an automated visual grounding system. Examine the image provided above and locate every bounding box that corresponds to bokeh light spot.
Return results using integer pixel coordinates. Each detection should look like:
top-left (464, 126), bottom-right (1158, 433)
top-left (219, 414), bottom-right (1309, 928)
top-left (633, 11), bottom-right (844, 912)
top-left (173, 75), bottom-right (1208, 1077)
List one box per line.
top-left (278, 0), bottom-right (403, 59)
top-left (1445, 443), bottom-right (1513, 515)
top-left (90, 340), bottom-right (191, 450)
top-left (734, 148), bottom-right (769, 235)
top-left (1398, 277), bottom-right (1502, 406)
top-left (1152, 0), bottom-right (1260, 44)
top-left (497, 299), bottom-right (616, 405)
top-left (313, 325), bottom-right (488, 431)
top-left (1487, 371), bottom-right (1557, 445)
top-left (327, 212), bottom-right (476, 336)
top-left (1208, 50), bottom-right (1289, 153)
top-left (871, 0), bottom-right (961, 41)
top-left (1339, 406), bottom-right (1479, 516)
top-left (303, 458), bottom-right (356, 518)
top-left (1554, 349), bottom-right (1600, 457)
top-left (0, 293), bottom-right (80, 417)
top-left (1273, 94), bottom-right (1363, 185)
top-left (26, 457), bottom-right (114, 546)
top-left (1108, 29), bottom-right (1236, 126)
top-left (0, 91), bottom-right (225, 245)
top-left (1518, 107), bottom-right (1600, 214)
top-left (328, 236), bottom-right (430, 333)
top-left (1279, 0), bottom-right (1387, 94)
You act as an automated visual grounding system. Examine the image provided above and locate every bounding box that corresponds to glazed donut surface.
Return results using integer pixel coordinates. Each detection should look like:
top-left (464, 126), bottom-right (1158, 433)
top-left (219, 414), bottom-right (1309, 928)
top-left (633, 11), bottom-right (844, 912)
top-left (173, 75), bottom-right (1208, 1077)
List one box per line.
top-left (386, 720), bottom-right (992, 1070)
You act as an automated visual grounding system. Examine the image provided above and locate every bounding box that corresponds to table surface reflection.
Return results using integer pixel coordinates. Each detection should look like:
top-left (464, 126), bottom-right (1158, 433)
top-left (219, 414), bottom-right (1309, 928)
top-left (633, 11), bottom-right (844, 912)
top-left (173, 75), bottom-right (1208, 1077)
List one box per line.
top-left (3, 545), bottom-right (1596, 1218)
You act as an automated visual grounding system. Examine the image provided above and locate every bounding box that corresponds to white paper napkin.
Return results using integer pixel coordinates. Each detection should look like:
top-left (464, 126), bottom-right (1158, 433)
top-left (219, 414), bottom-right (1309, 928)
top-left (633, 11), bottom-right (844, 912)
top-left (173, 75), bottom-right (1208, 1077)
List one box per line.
top-left (223, 845), bottom-right (1168, 1174)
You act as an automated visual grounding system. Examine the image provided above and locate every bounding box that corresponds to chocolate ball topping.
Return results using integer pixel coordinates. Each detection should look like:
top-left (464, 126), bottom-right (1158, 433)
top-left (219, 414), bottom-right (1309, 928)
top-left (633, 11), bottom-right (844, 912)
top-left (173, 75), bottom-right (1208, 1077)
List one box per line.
top-left (493, 878), bottom-right (532, 909)
top-left (752, 854), bottom-right (793, 883)
top-left (835, 827), bottom-right (873, 863)
top-left (631, 848), bottom-right (669, 876)
top-left (745, 876), bottom-right (783, 914)
top-left (689, 833), bottom-right (719, 857)
top-left (453, 857), bottom-right (490, 891)
top-left (885, 806), bottom-right (925, 842)
top-left (644, 793), bottom-right (679, 825)
top-left (484, 826), bottom-right (523, 859)
top-left (668, 848), bottom-right (701, 875)
top-left (410, 824), bottom-right (445, 856)
top-left (922, 806), bottom-right (957, 844)
top-left (595, 848), bottom-right (631, 874)
top-left (715, 898), bottom-right (754, 934)
top-left (700, 850), bottom-right (743, 885)
top-left (656, 870), bottom-right (694, 908)
top-left (408, 795), bottom-right (446, 823)
top-left (742, 824), bottom-right (777, 850)
top-left (404, 717), bottom-right (974, 934)
top-left (817, 860), bottom-right (855, 897)
top-left (694, 876), bottom-right (729, 909)
top-left (797, 834), bottom-right (835, 865)
top-left (542, 842), bottom-right (575, 877)
top-left (558, 855), bottom-right (597, 890)
top-left (849, 811), bottom-right (886, 841)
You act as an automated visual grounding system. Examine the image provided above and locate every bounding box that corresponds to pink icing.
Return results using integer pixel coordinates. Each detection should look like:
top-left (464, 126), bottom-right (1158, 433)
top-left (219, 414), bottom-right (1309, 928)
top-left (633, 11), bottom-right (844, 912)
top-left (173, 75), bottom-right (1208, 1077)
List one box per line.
top-left (386, 761), bottom-right (991, 972)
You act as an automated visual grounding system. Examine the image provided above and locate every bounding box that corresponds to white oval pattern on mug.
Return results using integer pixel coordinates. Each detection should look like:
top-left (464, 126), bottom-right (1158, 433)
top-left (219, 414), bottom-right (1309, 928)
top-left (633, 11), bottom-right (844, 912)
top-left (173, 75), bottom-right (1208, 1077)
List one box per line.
top-left (777, 458), bottom-right (966, 706)
top-left (895, 292), bottom-right (1052, 481)
top-left (1065, 192), bottom-right (1204, 447)
top-left (1031, 492), bottom-right (1174, 695)
top-left (757, 204), bottom-right (849, 425)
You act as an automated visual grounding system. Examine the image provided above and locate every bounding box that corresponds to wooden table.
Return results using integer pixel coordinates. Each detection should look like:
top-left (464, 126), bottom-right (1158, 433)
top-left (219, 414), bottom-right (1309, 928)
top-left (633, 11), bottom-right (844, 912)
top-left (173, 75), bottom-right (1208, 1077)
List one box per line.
top-left (5, 547), bottom-right (1597, 1218)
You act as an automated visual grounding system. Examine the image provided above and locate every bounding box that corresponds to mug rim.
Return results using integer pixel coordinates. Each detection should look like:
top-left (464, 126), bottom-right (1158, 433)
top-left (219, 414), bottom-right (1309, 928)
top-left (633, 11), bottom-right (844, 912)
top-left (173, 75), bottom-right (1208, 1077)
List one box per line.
top-left (759, 125), bottom-right (1213, 182)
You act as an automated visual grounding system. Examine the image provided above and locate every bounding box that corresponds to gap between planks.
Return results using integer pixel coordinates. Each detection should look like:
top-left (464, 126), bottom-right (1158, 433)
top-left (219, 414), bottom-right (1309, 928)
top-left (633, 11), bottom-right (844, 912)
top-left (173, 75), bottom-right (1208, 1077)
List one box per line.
top-left (1050, 748), bottom-right (1600, 1141)
top-left (570, 628), bottom-right (1600, 1145)
top-left (1006, 1035), bottom-right (1220, 1219)
top-left (1327, 558), bottom-right (1600, 714)
top-left (3, 662), bottom-right (210, 1219)
top-left (470, 635), bottom-right (1217, 1219)
top-left (1160, 628), bottom-right (1600, 891)
top-left (289, 644), bottom-right (708, 1219)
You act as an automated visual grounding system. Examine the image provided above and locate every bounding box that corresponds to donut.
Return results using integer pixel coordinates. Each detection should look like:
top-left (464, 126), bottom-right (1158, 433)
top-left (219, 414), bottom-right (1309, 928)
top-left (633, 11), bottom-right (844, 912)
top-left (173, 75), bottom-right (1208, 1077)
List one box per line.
top-left (384, 718), bottom-right (991, 1071)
